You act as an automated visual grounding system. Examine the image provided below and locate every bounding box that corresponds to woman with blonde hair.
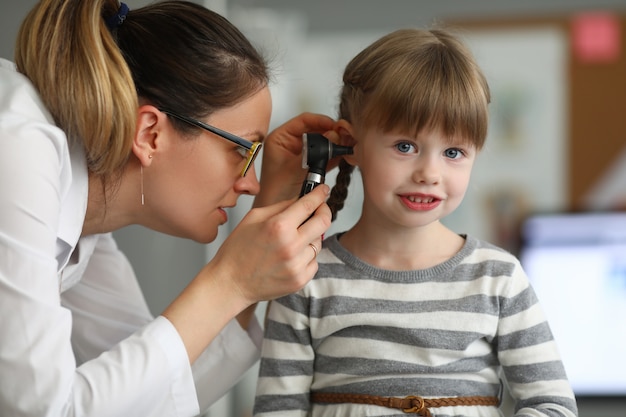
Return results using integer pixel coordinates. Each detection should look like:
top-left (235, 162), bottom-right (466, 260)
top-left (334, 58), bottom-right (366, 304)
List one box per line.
top-left (0, 1), bottom-right (334, 415)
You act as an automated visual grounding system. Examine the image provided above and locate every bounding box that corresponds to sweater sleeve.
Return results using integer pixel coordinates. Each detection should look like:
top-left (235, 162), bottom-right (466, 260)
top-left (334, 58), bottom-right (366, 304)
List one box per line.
top-left (496, 258), bottom-right (578, 417)
top-left (253, 294), bottom-right (315, 417)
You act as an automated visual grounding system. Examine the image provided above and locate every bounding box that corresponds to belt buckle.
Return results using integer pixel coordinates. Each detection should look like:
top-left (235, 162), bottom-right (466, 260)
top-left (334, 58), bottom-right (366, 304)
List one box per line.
top-left (402, 395), bottom-right (429, 415)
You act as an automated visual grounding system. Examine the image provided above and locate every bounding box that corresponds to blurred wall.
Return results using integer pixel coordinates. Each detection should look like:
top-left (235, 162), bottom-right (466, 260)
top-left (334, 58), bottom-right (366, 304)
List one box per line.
top-left (230, 0), bottom-right (626, 33)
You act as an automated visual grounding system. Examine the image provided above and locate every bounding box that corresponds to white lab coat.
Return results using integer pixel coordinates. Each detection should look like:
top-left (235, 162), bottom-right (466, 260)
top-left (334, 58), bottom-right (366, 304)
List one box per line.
top-left (0, 58), bottom-right (261, 417)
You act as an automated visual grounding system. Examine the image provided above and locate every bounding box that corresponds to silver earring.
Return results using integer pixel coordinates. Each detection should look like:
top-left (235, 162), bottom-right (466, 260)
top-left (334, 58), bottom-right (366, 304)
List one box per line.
top-left (141, 155), bottom-right (152, 206)
top-left (140, 165), bottom-right (145, 206)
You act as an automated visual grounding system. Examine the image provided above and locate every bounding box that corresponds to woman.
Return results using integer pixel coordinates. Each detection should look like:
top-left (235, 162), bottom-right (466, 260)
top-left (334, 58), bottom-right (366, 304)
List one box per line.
top-left (0, 1), bottom-right (333, 416)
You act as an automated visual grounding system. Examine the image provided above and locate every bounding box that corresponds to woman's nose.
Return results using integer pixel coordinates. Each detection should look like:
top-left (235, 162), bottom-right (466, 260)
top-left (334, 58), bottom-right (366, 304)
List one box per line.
top-left (235, 163), bottom-right (261, 195)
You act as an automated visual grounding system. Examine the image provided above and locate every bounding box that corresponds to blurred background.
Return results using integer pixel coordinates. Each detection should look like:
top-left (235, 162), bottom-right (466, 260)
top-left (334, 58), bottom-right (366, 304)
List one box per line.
top-left (2, 0), bottom-right (625, 416)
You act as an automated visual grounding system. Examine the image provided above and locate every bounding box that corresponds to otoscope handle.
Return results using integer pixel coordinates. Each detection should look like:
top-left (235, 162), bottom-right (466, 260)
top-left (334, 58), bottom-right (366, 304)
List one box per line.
top-left (299, 172), bottom-right (324, 197)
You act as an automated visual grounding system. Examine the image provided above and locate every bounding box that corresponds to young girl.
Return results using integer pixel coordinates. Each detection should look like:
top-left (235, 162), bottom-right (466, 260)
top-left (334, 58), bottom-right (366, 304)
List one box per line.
top-left (253, 29), bottom-right (578, 417)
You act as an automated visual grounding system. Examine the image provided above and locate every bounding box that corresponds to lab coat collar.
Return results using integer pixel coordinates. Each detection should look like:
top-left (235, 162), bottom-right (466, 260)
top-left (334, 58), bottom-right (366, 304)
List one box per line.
top-left (57, 141), bottom-right (91, 291)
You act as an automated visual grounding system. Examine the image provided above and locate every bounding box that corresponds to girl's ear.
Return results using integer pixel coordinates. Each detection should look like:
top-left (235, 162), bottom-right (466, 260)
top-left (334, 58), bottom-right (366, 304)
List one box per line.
top-left (336, 119), bottom-right (357, 166)
top-left (132, 105), bottom-right (162, 167)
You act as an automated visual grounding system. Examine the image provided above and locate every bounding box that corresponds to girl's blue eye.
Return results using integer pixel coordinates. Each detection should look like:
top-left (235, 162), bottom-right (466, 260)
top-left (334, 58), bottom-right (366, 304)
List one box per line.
top-left (395, 142), bottom-right (416, 153)
top-left (444, 148), bottom-right (463, 159)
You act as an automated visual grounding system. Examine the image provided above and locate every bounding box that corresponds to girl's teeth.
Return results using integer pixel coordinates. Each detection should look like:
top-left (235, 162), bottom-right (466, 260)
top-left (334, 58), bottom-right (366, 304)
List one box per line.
top-left (408, 196), bottom-right (433, 203)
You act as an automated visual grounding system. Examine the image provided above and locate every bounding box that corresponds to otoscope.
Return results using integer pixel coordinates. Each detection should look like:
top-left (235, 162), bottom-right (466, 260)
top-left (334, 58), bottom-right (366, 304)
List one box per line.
top-left (299, 133), bottom-right (353, 197)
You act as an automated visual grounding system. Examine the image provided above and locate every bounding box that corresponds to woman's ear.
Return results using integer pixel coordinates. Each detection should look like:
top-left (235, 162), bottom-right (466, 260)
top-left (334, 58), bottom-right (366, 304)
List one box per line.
top-left (336, 119), bottom-right (357, 166)
top-left (132, 105), bottom-right (161, 167)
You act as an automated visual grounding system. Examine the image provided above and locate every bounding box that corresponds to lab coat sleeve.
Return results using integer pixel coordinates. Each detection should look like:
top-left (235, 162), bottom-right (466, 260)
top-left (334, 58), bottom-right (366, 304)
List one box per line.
top-left (2, 232), bottom-right (199, 417)
top-left (60, 233), bottom-right (155, 364)
top-left (0, 64), bottom-right (77, 416)
top-left (63, 233), bottom-right (263, 414)
top-left (193, 314), bottom-right (263, 412)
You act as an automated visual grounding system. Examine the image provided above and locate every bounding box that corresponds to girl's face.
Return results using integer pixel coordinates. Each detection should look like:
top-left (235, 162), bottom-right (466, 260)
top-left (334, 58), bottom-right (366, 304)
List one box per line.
top-left (145, 87), bottom-right (272, 243)
top-left (352, 126), bottom-right (477, 231)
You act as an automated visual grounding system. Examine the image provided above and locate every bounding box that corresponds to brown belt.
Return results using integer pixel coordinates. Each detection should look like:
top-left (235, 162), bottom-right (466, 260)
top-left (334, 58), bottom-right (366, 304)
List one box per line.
top-left (310, 392), bottom-right (499, 416)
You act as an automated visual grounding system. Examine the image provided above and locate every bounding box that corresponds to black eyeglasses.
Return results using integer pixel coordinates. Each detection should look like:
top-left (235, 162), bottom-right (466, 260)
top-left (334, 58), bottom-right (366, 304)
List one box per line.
top-left (161, 110), bottom-right (262, 177)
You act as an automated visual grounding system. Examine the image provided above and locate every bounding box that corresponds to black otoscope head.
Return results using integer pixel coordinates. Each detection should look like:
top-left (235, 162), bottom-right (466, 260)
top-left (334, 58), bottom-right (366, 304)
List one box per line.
top-left (299, 133), bottom-right (353, 197)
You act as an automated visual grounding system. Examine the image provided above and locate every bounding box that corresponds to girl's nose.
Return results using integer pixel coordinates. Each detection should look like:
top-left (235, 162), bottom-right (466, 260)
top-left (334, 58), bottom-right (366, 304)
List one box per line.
top-left (413, 156), bottom-right (441, 185)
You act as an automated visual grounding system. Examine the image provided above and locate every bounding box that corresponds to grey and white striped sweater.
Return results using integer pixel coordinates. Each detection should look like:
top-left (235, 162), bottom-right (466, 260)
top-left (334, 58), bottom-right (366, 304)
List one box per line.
top-left (253, 234), bottom-right (577, 417)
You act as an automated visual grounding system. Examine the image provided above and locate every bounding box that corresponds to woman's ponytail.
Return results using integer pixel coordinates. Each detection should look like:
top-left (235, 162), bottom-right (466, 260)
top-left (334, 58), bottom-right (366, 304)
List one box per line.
top-left (15, 0), bottom-right (137, 176)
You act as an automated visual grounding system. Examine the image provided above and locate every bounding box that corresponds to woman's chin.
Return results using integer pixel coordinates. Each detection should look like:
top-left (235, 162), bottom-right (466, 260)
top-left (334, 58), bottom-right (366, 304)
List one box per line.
top-left (191, 227), bottom-right (219, 244)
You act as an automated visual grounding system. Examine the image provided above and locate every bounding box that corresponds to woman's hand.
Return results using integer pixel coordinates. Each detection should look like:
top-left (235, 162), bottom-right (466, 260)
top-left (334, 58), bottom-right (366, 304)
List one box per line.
top-left (255, 112), bottom-right (336, 207)
top-left (163, 184), bottom-right (331, 362)
top-left (211, 184), bottom-right (330, 303)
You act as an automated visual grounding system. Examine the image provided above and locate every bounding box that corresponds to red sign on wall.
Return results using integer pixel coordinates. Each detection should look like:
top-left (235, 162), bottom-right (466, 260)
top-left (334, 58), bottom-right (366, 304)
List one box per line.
top-left (571, 12), bottom-right (621, 63)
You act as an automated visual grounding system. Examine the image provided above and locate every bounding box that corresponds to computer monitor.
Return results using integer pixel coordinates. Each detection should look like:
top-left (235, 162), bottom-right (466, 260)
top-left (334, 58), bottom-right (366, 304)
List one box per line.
top-left (518, 211), bottom-right (626, 397)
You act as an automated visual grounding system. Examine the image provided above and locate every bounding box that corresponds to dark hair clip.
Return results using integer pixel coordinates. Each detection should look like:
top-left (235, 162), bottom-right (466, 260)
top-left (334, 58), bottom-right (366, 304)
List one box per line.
top-left (105, 2), bottom-right (130, 31)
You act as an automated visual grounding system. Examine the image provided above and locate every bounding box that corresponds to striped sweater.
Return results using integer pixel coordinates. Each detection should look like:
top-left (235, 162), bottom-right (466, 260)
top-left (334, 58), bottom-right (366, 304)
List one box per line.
top-left (253, 234), bottom-right (578, 417)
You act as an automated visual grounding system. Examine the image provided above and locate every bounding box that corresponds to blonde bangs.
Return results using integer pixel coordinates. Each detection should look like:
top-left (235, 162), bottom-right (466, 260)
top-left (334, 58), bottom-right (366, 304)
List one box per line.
top-left (343, 29), bottom-right (490, 149)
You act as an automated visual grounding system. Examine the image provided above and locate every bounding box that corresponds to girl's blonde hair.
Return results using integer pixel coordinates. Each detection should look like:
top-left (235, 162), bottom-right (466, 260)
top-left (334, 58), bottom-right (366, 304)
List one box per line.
top-left (15, 0), bottom-right (268, 179)
top-left (328, 28), bottom-right (491, 219)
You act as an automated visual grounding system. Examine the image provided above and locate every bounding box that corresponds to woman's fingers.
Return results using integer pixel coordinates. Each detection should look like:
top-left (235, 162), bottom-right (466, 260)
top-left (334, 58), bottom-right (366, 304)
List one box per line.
top-left (255, 113), bottom-right (337, 207)
top-left (270, 112), bottom-right (336, 154)
top-left (252, 183), bottom-right (330, 227)
top-left (213, 184), bottom-right (331, 304)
